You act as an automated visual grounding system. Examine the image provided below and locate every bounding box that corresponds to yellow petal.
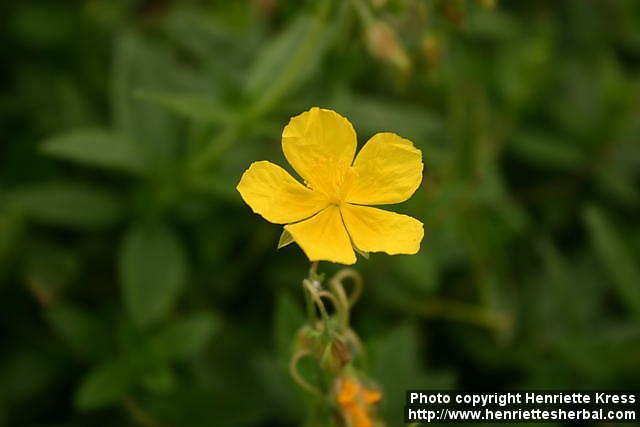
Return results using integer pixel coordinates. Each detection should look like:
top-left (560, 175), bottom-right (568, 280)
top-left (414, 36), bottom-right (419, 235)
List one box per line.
top-left (237, 161), bottom-right (328, 224)
top-left (340, 204), bottom-right (423, 255)
top-left (345, 132), bottom-right (422, 205)
top-left (282, 107), bottom-right (357, 199)
top-left (285, 206), bottom-right (356, 265)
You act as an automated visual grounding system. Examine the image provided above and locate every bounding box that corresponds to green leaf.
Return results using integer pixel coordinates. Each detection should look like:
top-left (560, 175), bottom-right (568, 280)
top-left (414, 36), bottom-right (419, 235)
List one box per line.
top-left (246, 15), bottom-right (313, 95)
top-left (75, 359), bottom-right (133, 410)
top-left (120, 223), bottom-right (188, 328)
top-left (510, 131), bottom-right (587, 170)
top-left (584, 206), bottom-right (640, 316)
top-left (247, 5), bottom-right (333, 113)
top-left (41, 128), bottom-right (149, 175)
top-left (22, 241), bottom-right (79, 305)
top-left (112, 33), bottom-right (183, 163)
top-left (134, 90), bottom-right (232, 124)
top-left (152, 312), bottom-right (219, 360)
top-left (277, 229), bottom-right (294, 249)
top-left (46, 304), bottom-right (108, 361)
top-left (6, 182), bottom-right (125, 229)
top-left (595, 168), bottom-right (639, 207)
top-left (164, 5), bottom-right (258, 71)
top-left (140, 365), bottom-right (176, 395)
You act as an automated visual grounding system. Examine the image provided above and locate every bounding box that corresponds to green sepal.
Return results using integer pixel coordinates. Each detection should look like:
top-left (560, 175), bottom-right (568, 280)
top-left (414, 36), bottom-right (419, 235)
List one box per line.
top-left (277, 229), bottom-right (294, 249)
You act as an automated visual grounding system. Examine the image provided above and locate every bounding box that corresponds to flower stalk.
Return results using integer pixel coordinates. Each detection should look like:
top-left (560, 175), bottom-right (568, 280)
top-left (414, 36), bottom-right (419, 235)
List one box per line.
top-left (291, 263), bottom-right (384, 427)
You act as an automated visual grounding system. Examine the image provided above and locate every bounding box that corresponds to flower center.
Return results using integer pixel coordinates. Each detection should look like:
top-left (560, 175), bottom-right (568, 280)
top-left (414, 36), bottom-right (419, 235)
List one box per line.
top-left (309, 167), bottom-right (357, 206)
top-left (328, 194), bottom-right (342, 206)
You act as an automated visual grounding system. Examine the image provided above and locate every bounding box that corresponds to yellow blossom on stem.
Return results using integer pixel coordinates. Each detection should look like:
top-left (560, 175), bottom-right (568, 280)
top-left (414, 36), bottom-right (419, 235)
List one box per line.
top-left (237, 107), bottom-right (424, 265)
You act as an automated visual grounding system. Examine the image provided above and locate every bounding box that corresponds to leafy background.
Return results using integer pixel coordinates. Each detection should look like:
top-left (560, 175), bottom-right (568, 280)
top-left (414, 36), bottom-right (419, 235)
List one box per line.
top-left (1, 0), bottom-right (640, 426)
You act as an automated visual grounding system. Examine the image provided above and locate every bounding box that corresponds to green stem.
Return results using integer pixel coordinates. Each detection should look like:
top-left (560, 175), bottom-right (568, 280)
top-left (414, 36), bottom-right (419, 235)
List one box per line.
top-left (328, 280), bottom-right (350, 327)
top-left (304, 280), bottom-right (330, 321)
top-left (316, 289), bottom-right (344, 325)
top-left (415, 297), bottom-right (512, 333)
top-left (387, 292), bottom-right (512, 334)
top-left (304, 280), bottom-right (317, 323)
top-left (331, 268), bottom-right (363, 307)
top-left (310, 261), bottom-right (319, 277)
top-left (304, 262), bottom-right (321, 323)
top-left (290, 350), bottom-right (323, 397)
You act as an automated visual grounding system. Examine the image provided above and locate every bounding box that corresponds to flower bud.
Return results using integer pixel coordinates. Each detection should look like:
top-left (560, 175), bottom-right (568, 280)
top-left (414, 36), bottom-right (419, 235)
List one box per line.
top-left (441, 0), bottom-right (466, 26)
top-left (334, 374), bottom-right (383, 427)
top-left (365, 22), bottom-right (411, 73)
top-left (421, 34), bottom-right (443, 68)
top-left (320, 338), bottom-right (351, 373)
top-left (475, 0), bottom-right (497, 10)
top-left (293, 324), bottom-right (323, 355)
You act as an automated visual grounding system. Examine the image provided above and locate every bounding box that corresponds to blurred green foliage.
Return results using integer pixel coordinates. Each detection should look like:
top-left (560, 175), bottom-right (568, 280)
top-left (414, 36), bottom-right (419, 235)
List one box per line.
top-left (1, 0), bottom-right (640, 426)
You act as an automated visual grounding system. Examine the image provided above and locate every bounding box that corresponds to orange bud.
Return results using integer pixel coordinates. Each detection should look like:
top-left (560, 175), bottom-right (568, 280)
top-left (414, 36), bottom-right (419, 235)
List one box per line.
top-left (335, 375), bottom-right (382, 427)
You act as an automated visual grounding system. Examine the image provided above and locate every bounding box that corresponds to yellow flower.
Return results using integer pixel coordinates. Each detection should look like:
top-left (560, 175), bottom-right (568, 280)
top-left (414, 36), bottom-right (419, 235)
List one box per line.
top-left (237, 107), bottom-right (424, 265)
